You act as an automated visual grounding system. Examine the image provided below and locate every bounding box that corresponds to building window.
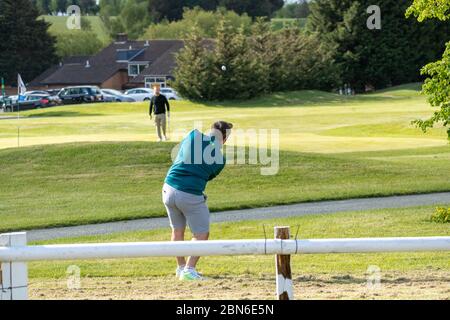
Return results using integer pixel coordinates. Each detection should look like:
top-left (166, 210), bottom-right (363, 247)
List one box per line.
top-left (128, 64), bottom-right (147, 76)
top-left (145, 76), bottom-right (167, 88)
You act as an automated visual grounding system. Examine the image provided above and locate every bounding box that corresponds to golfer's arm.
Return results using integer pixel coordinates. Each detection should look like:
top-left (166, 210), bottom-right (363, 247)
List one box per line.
top-left (149, 100), bottom-right (153, 116)
top-left (165, 98), bottom-right (170, 113)
top-left (208, 165), bottom-right (225, 181)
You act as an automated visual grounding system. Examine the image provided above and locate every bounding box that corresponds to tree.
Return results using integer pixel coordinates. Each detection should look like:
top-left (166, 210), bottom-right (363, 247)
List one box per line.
top-left (142, 7), bottom-right (252, 40)
top-left (121, 0), bottom-right (151, 39)
top-left (221, 0), bottom-right (284, 18)
top-left (148, 0), bottom-right (284, 22)
top-left (54, 31), bottom-right (104, 58)
top-left (78, 0), bottom-right (99, 14)
top-left (275, 0), bottom-right (311, 19)
top-left (307, 0), bottom-right (450, 92)
top-left (173, 20), bottom-right (266, 101)
top-left (407, 0), bottom-right (450, 139)
top-left (34, 0), bottom-right (51, 14)
top-left (99, 0), bottom-right (125, 16)
top-left (0, 0), bottom-right (58, 84)
top-left (50, 0), bottom-right (67, 13)
top-left (101, 0), bottom-right (151, 39)
top-left (172, 26), bottom-right (213, 100)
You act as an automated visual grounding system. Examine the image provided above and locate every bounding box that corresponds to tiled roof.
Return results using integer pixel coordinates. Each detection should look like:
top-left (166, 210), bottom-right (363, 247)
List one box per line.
top-left (31, 39), bottom-right (185, 86)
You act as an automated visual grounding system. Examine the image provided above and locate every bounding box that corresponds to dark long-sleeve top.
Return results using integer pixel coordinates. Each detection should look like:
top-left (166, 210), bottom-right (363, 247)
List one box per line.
top-left (149, 94), bottom-right (170, 115)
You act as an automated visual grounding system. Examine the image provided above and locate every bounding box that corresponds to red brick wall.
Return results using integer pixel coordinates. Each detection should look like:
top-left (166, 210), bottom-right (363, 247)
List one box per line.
top-left (101, 71), bottom-right (130, 90)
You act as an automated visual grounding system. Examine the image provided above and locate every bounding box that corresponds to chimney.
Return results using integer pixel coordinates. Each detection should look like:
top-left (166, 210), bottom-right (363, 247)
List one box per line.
top-left (85, 60), bottom-right (91, 68)
top-left (144, 40), bottom-right (150, 47)
top-left (115, 33), bottom-right (128, 44)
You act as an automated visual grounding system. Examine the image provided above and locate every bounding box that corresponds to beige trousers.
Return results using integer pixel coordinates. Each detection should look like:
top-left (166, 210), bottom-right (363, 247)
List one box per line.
top-left (154, 114), bottom-right (167, 140)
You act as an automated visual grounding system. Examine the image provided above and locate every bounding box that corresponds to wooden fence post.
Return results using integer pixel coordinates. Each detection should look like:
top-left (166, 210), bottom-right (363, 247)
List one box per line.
top-left (274, 226), bottom-right (293, 300)
top-left (0, 233), bottom-right (28, 300)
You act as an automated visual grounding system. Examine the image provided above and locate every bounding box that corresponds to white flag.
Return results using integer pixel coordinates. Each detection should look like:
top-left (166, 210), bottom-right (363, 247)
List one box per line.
top-left (17, 74), bottom-right (26, 99)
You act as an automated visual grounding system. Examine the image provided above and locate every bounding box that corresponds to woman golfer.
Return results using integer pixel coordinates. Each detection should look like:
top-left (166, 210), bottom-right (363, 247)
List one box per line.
top-left (163, 121), bottom-right (233, 281)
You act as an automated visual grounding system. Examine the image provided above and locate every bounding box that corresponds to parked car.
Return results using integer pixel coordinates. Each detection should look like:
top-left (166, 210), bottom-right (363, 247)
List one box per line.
top-left (47, 89), bottom-right (62, 96)
top-left (58, 86), bottom-right (103, 105)
top-left (5, 95), bottom-right (48, 112)
top-left (124, 88), bottom-right (154, 102)
top-left (27, 94), bottom-right (61, 107)
top-left (160, 87), bottom-right (181, 100)
top-left (24, 90), bottom-right (50, 96)
top-left (101, 89), bottom-right (136, 103)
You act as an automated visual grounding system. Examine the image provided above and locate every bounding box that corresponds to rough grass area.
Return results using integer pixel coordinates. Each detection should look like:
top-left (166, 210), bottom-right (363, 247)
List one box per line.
top-left (28, 206), bottom-right (450, 300)
top-left (0, 143), bottom-right (450, 232)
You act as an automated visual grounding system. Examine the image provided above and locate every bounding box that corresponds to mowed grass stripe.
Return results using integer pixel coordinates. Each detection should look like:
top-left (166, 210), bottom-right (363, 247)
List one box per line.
top-left (0, 142), bottom-right (449, 232)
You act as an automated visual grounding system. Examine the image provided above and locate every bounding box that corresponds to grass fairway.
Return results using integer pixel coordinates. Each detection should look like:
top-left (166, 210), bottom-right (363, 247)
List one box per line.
top-left (28, 206), bottom-right (450, 300)
top-left (0, 84), bottom-right (449, 231)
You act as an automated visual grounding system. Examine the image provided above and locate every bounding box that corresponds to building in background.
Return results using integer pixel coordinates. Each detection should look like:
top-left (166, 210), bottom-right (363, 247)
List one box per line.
top-left (29, 34), bottom-right (183, 91)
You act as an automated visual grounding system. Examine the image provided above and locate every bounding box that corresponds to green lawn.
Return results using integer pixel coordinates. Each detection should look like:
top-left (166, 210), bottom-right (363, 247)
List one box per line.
top-left (40, 15), bottom-right (111, 44)
top-left (29, 205), bottom-right (450, 279)
top-left (0, 84), bottom-right (449, 232)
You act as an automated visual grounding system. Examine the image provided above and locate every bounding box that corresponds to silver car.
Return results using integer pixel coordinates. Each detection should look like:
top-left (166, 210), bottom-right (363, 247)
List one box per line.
top-left (101, 89), bottom-right (136, 103)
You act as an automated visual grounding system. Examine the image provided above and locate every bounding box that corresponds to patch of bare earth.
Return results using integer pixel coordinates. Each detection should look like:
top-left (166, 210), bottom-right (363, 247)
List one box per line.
top-left (29, 271), bottom-right (449, 300)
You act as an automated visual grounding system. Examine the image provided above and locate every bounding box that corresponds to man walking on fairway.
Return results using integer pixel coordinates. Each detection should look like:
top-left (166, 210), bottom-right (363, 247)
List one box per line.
top-left (163, 121), bottom-right (234, 281)
top-left (149, 85), bottom-right (170, 142)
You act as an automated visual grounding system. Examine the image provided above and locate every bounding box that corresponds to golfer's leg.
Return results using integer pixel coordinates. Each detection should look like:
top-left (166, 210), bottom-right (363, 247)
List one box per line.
top-left (182, 197), bottom-right (210, 270)
top-left (186, 232), bottom-right (209, 269)
top-left (172, 228), bottom-right (187, 267)
top-left (156, 116), bottom-right (162, 140)
top-left (162, 116), bottom-right (167, 138)
top-left (163, 184), bottom-right (187, 267)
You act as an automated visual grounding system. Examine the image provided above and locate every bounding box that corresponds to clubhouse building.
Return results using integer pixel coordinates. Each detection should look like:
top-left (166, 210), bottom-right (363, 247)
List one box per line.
top-left (30, 34), bottom-right (184, 90)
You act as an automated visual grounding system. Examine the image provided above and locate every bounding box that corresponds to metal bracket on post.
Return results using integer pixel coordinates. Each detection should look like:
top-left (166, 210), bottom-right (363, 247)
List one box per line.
top-left (274, 226), bottom-right (294, 300)
top-left (0, 233), bottom-right (28, 300)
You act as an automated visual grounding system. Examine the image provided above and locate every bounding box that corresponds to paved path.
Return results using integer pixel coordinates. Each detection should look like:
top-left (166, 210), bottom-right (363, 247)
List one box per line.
top-left (27, 192), bottom-right (450, 241)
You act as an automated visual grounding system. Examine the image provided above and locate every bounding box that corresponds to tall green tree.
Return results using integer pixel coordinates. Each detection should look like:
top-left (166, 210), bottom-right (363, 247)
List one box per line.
top-left (0, 0), bottom-right (58, 84)
top-left (307, 0), bottom-right (450, 92)
top-left (407, 0), bottom-right (450, 139)
top-left (172, 26), bottom-right (213, 100)
top-left (206, 20), bottom-right (265, 100)
top-left (34, 0), bottom-right (51, 14)
top-left (101, 0), bottom-right (150, 39)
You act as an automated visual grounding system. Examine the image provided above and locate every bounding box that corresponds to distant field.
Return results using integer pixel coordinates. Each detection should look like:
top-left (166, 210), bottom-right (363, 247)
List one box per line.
top-left (28, 205), bottom-right (450, 300)
top-left (40, 15), bottom-right (111, 44)
top-left (0, 84), bottom-right (449, 232)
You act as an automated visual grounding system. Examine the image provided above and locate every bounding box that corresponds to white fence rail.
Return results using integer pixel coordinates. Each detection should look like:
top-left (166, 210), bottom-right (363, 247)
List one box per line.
top-left (1, 229), bottom-right (449, 300)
